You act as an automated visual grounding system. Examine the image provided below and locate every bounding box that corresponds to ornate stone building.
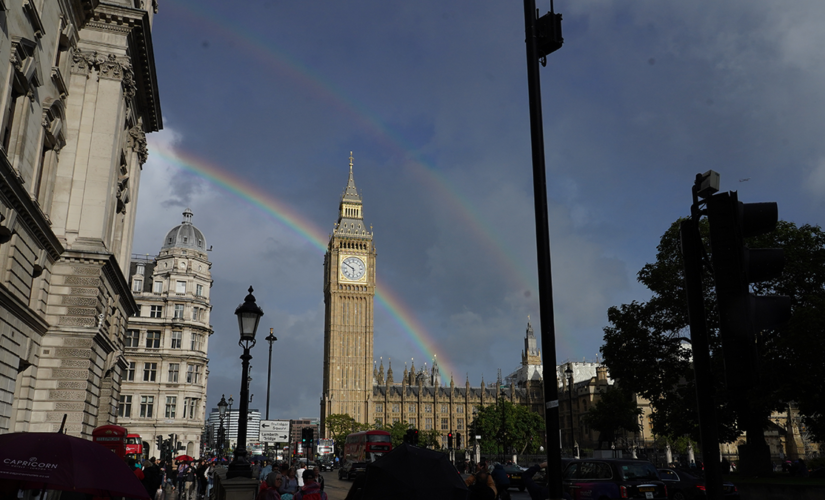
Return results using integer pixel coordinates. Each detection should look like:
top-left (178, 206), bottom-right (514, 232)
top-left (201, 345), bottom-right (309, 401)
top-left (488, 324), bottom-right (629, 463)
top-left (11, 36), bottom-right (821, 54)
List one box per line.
top-left (320, 154), bottom-right (376, 428)
top-left (0, 0), bottom-right (161, 436)
top-left (117, 209), bottom-right (212, 458)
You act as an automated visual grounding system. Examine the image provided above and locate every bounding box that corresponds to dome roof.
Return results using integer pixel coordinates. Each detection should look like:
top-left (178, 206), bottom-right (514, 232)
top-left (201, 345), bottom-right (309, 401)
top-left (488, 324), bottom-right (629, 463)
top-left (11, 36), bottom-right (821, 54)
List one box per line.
top-left (161, 208), bottom-right (208, 252)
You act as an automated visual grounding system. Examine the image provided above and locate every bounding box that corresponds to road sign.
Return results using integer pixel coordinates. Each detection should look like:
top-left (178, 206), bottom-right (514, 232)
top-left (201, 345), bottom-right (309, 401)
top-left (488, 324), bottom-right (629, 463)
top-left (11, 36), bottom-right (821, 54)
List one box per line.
top-left (260, 420), bottom-right (290, 443)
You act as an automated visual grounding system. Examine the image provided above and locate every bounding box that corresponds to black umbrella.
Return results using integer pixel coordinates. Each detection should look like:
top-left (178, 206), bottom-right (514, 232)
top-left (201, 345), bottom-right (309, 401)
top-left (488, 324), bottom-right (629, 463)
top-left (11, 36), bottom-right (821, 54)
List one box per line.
top-left (361, 443), bottom-right (468, 500)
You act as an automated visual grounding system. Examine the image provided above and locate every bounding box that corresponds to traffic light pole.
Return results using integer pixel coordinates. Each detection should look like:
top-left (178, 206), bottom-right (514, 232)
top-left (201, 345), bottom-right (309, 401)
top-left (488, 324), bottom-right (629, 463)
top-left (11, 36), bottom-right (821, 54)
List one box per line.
top-left (523, 1), bottom-right (563, 497)
top-left (680, 177), bottom-right (723, 500)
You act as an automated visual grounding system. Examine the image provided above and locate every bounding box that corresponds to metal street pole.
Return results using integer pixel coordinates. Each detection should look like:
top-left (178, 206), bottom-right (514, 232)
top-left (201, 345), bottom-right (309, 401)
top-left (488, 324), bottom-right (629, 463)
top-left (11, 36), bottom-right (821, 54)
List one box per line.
top-left (523, 0), bottom-right (564, 497)
top-left (265, 328), bottom-right (277, 458)
top-left (679, 174), bottom-right (723, 500)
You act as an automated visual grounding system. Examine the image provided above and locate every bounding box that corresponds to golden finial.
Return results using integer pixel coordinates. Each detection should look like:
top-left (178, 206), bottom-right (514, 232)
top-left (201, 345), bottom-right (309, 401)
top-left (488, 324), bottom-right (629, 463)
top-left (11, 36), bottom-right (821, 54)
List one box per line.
top-left (349, 151), bottom-right (354, 173)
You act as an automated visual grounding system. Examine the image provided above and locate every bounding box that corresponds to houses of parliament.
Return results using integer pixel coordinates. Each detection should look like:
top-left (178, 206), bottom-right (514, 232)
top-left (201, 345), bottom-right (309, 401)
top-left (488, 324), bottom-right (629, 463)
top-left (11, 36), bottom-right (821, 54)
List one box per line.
top-left (320, 155), bottom-right (545, 446)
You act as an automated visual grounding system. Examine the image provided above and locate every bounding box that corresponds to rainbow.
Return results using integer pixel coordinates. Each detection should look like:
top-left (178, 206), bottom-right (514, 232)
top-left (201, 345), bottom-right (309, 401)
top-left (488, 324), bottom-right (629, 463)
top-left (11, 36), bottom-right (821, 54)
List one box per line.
top-left (150, 142), bottom-right (456, 380)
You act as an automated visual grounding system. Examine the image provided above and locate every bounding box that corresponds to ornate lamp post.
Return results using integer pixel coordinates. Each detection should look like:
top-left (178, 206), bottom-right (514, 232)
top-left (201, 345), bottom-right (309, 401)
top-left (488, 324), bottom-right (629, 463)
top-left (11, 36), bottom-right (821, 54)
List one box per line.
top-left (265, 328), bottom-right (277, 420)
top-left (226, 287), bottom-right (264, 479)
top-left (565, 366), bottom-right (574, 453)
top-left (218, 395), bottom-right (228, 459)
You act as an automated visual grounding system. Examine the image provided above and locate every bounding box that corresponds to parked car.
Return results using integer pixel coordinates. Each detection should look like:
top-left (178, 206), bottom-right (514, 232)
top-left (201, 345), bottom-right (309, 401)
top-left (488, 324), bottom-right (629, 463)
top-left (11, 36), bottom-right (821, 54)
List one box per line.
top-left (658, 468), bottom-right (740, 499)
top-left (563, 459), bottom-right (668, 500)
top-left (317, 460), bottom-right (334, 471)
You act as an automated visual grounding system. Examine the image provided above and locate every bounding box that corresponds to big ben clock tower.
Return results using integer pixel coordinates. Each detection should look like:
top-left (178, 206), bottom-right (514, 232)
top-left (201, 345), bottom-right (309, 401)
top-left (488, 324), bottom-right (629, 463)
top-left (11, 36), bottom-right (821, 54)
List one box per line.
top-left (321, 153), bottom-right (376, 432)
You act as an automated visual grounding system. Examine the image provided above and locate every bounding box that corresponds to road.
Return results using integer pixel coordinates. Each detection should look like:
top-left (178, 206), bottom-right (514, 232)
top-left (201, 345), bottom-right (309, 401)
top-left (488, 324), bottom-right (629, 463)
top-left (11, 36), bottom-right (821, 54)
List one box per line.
top-left (319, 471), bottom-right (535, 500)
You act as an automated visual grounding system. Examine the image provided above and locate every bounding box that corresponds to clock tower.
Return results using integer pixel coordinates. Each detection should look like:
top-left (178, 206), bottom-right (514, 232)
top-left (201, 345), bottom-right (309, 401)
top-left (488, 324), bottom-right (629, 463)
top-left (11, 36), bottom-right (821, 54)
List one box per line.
top-left (321, 153), bottom-right (376, 432)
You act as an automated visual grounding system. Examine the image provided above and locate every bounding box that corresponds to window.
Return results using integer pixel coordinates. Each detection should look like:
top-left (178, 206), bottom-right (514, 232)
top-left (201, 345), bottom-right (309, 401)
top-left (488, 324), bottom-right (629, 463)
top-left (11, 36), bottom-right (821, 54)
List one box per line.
top-left (188, 398), bottom-right (198, 419)
top-left (191, 334), bottom-right (203, 351)
top-left (457, 418), bottom-right (464, 430)
top-left (143, 362), bottom-right (157, 382)
top-left (136, 264), bottom-right (144, 275)
top-left (457, 406), bottom-right (464, 414)
top-left (392, 404), bottom-right (400, 413)
top-left (441, 404), bottom-right (449, 413)
top-left (182, 398), bottom-right (189, 419)
top-left (165, 396), bottom-right (177, 418)
top-left (192, 307), bottom-right (201, 321)
top-left (186, 364), bottom-right (202, 384)
top-left (132, 279), bottom-right (142, 292)
top-left (375, 404), bottom-right (383, 412)
top-left (126, 362), bottom-right (135, 381)
top-left (174, 304), bottom-right (184, 319)
top-left (425, 404), bottom-right (432, 413)
top-left (375, 417), bottom-right (383, 426)
top-left (140, 396), bottom-right (154, 418)
top-left (150, 306), bottom-right (163, 318)
top-left (154, 281), bottom-right (163, 294)
top-left (442, 436), bottom-right (448, 447)
top-left (145, 331), bottom-right (161, 349)
top-left (168, 363), bottom-right (179, 383)
top-left (118, 395), bottom-right (132, 418)
top-left (441, 418), bottom-right (449, 430)
top-left (176, 281), bottom-right (186, 294)
top-left (171, 331), bottom-right (182, 349)
top-left (392, 417), bottom-right (399, 424)
top-left (196, 284), bottom-right (204, 296)
top-left (125, 330), bottom-right (140, 348)
top-left (409, 418), bottom-right (416, 427)
top-left (408, 404), bottom-right (416, 413)
top-left (425, 418), bottom-right (432, 430)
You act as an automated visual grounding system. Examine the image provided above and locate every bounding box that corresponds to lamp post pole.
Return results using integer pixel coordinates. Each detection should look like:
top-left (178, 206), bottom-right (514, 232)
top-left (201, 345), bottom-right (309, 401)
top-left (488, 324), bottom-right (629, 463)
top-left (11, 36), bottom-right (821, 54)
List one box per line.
top-left (565, 366), bottom-right (573, 453)
top-left (218, 395), bottom-right (228, 459)
top-left (264, 329), bottom-right (277, 458)
top-left (227, 287), bottom-right (264, 479)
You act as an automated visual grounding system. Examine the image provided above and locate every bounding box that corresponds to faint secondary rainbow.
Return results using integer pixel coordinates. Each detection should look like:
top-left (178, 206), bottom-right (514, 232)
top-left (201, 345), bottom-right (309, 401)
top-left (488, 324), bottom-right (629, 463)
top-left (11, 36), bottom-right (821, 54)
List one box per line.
top-left (150, 142), bottom-right (455, 379)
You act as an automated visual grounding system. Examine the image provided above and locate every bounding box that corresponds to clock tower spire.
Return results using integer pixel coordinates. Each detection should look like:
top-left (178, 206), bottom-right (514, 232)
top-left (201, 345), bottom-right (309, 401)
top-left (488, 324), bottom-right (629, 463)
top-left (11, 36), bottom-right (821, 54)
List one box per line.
top-left (321, 153), bottom-right (377, 434)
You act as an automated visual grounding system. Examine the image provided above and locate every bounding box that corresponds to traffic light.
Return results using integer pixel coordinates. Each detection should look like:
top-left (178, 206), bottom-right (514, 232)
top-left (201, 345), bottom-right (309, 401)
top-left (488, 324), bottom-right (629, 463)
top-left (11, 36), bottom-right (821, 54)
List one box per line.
top-left (307, 428), bottom-right (314, 446)
top-left (707, 191), bottom-right (791, 390)
top-left (301, 428), bottom-right (308, 443)
top-left (156, 435), bottom-right (163, 453)
top-left (447, 432), bottom-right (453, 449)
top-left (456, 432), bottom-right (462, 449)
top-left (404, 429), bottom-right (419, 446)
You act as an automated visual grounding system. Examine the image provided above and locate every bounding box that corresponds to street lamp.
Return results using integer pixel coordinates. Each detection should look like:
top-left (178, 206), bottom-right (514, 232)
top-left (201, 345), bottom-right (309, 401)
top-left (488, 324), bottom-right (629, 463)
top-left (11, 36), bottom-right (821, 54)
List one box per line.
top-left (565, 366), bottom-right (574, 453)
top-left (265, 328), bottom-right (277, 420)
top-left (218, 395), bottom-right (228, 459)
top-left (226, 287), bottom-right (264, 479)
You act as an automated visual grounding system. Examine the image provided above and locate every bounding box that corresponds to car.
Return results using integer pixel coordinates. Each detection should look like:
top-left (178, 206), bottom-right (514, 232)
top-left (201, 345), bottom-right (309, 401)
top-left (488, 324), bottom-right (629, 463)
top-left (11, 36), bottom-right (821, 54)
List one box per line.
top-left (338, 460), bottom-right (367, 480)
top-left (563, 459), bottom-right (668, 500)
top-left (317, 460), bottom-right (334, 471)
top-left (502, 464), bottom-right (527, 492)
top-left (658, 468), bottom-right (740, 499)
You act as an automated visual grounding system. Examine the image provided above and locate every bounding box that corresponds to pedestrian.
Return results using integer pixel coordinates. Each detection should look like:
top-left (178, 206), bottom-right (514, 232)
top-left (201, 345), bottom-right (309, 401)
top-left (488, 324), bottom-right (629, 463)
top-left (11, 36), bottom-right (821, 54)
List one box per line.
top-left (521, 462), bottom-right (549, 500)
top-left (256, 472), bottom-right (282, 500)
top-left (206, 462), bottom-right (215, 499)
top-left (296, 462), bottom-right (306, 488)
top-left (183, 462), bottom-right (196, 500)
top-left (142, 458), bottom-right (162, 500)
top-left (465, 459), bottom-right (496, 500)
top-left (176, 462), bottom-right (189, 499)
top-left (259, 460), bottom-right (273, 481)
top-left (196, 460), bottom-right (208, 499)
top-left (279, 467), bottom-right (299, 500)
top-left (490, 463), bottom-right (511, 500)
top-left (294, 470), bottom-right (327, 500)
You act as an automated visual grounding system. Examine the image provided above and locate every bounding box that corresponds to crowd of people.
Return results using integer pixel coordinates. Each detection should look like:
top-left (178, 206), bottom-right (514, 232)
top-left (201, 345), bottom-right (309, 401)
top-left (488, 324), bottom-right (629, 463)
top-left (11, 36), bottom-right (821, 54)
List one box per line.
top-left (126, 457), bottom-right (217, 500)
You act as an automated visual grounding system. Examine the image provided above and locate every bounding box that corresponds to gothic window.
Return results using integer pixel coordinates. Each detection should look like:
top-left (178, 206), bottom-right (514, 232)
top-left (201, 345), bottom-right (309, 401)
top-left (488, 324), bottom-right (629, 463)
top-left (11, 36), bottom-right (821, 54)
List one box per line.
top-left (409, 418), bottom-right (416, 427)
top-left (456, 406), bottom-right (464, 414)
top-left (118, 395), bottom-right (132, 418)
top-left (392, 417), bottom-right (399, 424)
top-left (168, 363), bottom-right (179, 383)
top-left (441, 404), bottom-right (448, 414)
top-left (408, 404), bottom-right (416, 413)
top-left (165, 396), bottom-right (177, 418)
top-left (375, 404), bottom-right (383, 412)
top-left (124, 330), bottom-right (140, 348)
top-left (425, 404), bottom-right (432, 413)
top-left (457, 418), bottom-right (464, 430)
top-left (392, 404), bottom-right (400, 413)
top-left (143, 362), bottom-right (157, 382)
top-left (441, 418), bottom-right (449, 430)
top-left (425, 418), bottom-right (432, 430)
top-left (376, 417), bottom-right (383, 426)
top-left (140, 396), bottom-right (154, 418)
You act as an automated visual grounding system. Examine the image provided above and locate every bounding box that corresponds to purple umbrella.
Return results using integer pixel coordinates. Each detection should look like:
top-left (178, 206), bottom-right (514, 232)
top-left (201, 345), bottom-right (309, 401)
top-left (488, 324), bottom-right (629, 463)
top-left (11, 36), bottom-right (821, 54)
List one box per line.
top-left (0, 432), bottom-right (150, 499)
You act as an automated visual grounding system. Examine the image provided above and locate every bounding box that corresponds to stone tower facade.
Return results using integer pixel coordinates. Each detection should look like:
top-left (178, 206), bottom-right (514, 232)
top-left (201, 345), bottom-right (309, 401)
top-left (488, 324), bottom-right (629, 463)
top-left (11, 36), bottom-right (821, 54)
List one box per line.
top-left (117, 209), bottom-right (212, 458)
top-left (321, 154), bottom-right (376, 430)
top-left (0, 1), bottom-right (161, 436)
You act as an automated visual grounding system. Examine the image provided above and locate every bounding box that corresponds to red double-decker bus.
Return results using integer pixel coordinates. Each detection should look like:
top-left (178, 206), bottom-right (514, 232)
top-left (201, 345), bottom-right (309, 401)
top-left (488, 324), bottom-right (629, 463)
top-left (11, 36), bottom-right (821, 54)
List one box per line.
top-left (92, 425), bottom-right (128, 458)
top-left (126, 433), bottom-right (144, 461)
top-left (339, 430), bottom-right (391, 479)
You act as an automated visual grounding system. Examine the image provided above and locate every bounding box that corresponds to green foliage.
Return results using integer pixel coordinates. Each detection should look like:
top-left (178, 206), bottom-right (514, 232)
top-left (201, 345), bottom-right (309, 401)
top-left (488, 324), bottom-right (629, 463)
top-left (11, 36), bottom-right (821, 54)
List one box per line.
top-left (422, 428), bottom-right (442, 449)
top-left (580, 386), bottom-right (641, 447)
top-left (472, 400), bottom-right (545, 454)
top-left (325, 413), bottom-right (362, 454)
top-left (386, 419), bottom-right (412, 448)
top-left (601, 219), bottom-right (825, 442)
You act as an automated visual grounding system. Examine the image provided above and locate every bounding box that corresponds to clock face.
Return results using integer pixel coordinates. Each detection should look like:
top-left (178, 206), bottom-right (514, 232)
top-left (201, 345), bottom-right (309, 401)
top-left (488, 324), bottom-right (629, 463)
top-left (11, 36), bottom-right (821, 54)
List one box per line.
top-left (341, 256), bottom-right (366, 281)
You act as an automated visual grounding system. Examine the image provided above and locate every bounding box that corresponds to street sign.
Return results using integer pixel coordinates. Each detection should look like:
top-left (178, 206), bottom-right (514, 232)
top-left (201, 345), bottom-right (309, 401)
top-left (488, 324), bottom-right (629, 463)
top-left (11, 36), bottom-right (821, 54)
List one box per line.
top-left (259, 420), bottom-right (290, 443)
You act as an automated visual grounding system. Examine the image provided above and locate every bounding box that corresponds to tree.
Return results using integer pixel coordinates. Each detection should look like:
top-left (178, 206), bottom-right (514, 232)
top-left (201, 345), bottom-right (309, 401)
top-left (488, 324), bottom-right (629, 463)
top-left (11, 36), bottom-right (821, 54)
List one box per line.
top-left (601, 219), bottom-right (825, 442)
top-left (325, 413), bottom-right (362, 455)
top-left (384, 419), bottom-right (411, 448)
top-left (473, 400), bottom-right (545, 454)
top-left (580, 385), bottom-right (641, 449)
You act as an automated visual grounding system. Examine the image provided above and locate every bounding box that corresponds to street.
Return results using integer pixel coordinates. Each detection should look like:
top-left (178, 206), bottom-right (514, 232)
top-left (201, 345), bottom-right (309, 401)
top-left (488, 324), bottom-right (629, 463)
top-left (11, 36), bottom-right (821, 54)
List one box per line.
top-left (319, 471), bottom-right (535, 500)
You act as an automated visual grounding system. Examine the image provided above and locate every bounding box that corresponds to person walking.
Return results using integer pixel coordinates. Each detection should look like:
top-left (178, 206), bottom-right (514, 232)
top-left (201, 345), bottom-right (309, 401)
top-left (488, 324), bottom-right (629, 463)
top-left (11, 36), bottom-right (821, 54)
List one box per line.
top-left (182, 462), bottom-right (196, 500)
top-left (196, 461), bottom-right (208, 499)
top-left (465, 459), bottom-right (497, 500)
top-left (296, 463), bottom-right (306, 488)
top-left (490, 463), bottom-right (511, 500)
top-left (279, 468), bottom-right (299, 500)
top-left (294, 470), bottom-right (327, 500)
top-left (256, 472), bottom-right (282, 500)
top-left (522, 462), bottom-right (549, 500)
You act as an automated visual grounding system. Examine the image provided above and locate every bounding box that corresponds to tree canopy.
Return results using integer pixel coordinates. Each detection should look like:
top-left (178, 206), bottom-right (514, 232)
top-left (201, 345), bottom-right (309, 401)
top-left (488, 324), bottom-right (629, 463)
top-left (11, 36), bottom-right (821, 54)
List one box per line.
top-left (325, 413), bottom-right (370, 454)
top-left (581, 385), bottom-right (641, 448)
top-left (473, 400), bottom-right (546, 454)
top-left (601, 219), bottom-right (825, 442)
